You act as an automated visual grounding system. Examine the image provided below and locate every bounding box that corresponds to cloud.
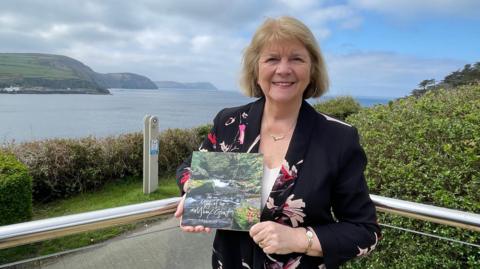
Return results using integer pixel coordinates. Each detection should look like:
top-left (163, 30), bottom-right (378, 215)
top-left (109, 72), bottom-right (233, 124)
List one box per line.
top-left (0, 0), bottom-right (475, 96)
top-left (326, 51), bottom-right (465, 97)
top-left (304, 5), bottom-right (362, 39)
top-left (274, 0), bottom-right (318, 10)
top-left (0, 0), bottom-right (353, 90)
top-left (191, 35), bottom-right (213, 53)
top-left (349, 0), bottom-right (480, 19)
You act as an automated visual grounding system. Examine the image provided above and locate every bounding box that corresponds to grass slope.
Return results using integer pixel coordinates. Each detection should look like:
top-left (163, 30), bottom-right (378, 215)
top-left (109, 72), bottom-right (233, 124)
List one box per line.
top-left (0, 53), bottom-right (80, 80)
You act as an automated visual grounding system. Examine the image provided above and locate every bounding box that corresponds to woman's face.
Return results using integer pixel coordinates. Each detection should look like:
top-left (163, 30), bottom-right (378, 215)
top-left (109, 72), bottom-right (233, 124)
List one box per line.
top-left (257, 39), bottom-right (311, 105)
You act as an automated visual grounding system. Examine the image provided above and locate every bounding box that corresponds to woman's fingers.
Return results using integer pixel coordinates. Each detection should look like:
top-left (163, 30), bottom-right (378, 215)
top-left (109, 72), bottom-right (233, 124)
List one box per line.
top-left (194, 226), bottom-right (212, 233)
top-left (175, 195), bottom-right (211, 233)
top-left (249, 221), bottom-right (267, 238)
top-left (174, 195), bottom-right (185, 218)
top-left (249, 221), bottom-right (270, 244)
top-left (249, 221), bottom-right (298, 254)
top-left (180, 225), bottom-right (211, 233)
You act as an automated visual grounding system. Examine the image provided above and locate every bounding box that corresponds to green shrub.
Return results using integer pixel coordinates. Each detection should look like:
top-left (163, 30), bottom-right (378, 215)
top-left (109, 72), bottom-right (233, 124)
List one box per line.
top-left (9, 127), bottom-right (204, 203)
top-left (12, 134), bottom-right (143, 202)
top-left (344, 86), bottom-right (480, 268)
top-left (158, 128), bottom-right (203, 175)
top-left (101, 133), bottom-right (143, 179)
top-left (194, 124), bottom-right (213, 142)
top-left (0, 150), bottom-right (32, 225)
top-left (313, 96), bottom-right (362, 120)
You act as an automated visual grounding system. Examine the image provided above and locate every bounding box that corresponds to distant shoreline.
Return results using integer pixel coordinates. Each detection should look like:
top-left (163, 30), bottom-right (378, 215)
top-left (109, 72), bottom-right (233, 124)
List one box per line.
top-left (0, 87), bottom-right (110, 95)
top-left (154, 81), bottom-right (218, 90)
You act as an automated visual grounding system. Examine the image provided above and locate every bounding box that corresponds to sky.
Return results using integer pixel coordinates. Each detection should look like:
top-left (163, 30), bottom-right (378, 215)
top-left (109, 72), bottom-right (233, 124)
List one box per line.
top-left (1, 0), bottom-right (479, 98)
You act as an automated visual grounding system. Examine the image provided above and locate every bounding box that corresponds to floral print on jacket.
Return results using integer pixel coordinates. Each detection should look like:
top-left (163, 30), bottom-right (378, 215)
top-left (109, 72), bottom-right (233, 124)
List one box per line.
top-left (176, 98), bottom-right (381, 269)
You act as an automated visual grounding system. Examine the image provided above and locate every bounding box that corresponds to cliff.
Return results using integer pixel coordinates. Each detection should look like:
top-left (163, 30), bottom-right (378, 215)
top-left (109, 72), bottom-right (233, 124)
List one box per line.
top-left (0, 53), bottom-right (157, 94)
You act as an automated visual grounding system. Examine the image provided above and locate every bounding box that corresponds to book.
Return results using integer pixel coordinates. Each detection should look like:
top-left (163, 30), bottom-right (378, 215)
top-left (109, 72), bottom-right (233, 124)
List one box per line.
top-left (181, 151), bottom-right (263, 231)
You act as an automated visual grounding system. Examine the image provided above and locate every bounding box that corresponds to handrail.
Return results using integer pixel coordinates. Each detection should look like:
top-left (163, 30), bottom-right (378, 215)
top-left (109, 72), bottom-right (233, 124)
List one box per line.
top-left (0, 195), bottom-right (479, 250)
top-left (0, 197), bottom-right (180, 250)
top-left (371, 195), bottom-right (480, 232)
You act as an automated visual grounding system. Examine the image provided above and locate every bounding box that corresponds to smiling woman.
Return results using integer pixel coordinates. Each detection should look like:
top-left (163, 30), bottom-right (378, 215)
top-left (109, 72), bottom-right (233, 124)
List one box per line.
top-left (175, 16), bottom-right (381, 269)
top-left (257, 39), bottom-right (312, 105)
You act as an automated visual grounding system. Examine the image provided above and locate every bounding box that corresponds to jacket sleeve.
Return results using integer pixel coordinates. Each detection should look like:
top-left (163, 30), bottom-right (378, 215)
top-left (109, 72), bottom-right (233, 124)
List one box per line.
top-left (175, 109), bottom-right (224, 195)
top-left (313, 127), bottom-right (381, 269)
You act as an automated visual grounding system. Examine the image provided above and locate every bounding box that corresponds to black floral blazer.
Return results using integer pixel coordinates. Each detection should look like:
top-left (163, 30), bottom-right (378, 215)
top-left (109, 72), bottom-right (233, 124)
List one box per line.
top-left (176, 97), bottom-right (381, 269)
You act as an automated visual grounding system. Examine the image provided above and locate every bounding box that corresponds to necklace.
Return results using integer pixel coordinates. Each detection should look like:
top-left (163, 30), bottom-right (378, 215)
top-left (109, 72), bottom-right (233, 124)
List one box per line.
top-left (267, 121), bottom-right (296, 142)
top-left (269, 133), bottom-right (286, 141)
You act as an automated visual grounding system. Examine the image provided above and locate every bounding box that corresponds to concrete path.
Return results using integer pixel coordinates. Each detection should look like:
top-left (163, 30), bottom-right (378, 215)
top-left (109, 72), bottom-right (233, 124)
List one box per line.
top-left (7, 217), bottom-right (214, 269)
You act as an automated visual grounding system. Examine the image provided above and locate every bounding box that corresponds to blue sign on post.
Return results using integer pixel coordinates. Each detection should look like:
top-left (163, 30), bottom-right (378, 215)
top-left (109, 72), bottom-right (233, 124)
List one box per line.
top-left (150, 139), bottom-right (159, 155)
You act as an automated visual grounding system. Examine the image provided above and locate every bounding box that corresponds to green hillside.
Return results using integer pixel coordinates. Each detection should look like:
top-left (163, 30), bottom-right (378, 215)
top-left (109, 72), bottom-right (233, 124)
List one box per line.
top-left (0, 53), bottom-right (107, 94)
top-left (0, 54), bottom-right (78, 80)
top-left (0, 53), bottom-right (158, 93)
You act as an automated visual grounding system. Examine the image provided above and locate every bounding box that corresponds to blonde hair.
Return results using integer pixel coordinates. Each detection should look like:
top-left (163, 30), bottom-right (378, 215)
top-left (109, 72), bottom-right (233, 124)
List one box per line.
top-left (240, 16), bottom-right (329, 99)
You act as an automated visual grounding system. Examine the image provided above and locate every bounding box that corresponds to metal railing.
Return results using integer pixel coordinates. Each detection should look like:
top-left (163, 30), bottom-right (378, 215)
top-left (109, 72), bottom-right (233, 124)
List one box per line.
top-left (0, 197), bottom-right (179, 250)
top-left (1, 195), bottom-right (479, 250)
top-left (371, 194), bottom-right (480, 232)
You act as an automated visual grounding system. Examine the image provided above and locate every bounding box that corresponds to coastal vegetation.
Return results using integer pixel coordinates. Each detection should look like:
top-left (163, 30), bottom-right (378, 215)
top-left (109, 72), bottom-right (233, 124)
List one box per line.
top-left (0, 53), bottom-right (157, 94)
top-left (314, 84), bottom-right (479, 268)
top-left (411, 61), bottom-right (480, 97)
top-left (312, 96), bottom-right (361, 121)
top-left (0, 83), bottom-right (479, 267)
top-left (0, 151), bottom-right (32, 226)
top-left (4, 126), bottom-right (207, 204)
top-left (345, 85), bottom-right (480, 268)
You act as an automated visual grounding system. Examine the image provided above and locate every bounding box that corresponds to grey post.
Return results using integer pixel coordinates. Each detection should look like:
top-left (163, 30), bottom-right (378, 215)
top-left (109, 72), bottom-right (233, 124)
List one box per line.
top-left (143, 115), bottom-right (159, 194)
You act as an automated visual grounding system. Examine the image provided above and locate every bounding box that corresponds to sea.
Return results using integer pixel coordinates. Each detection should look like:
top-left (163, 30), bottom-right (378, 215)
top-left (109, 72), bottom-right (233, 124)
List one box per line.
top-left (0, 89), bottom-right (393, 143)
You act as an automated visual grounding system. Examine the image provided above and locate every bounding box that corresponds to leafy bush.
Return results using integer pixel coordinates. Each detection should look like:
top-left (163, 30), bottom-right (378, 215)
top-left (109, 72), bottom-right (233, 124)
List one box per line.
top-left (158, 128), bottom-right (203, 175)
top-left (8, 126), bottom-right (204, 203)
top-left (101, 133), bottom-right (144, 179)
top-left (194, 124), bottom-right (213, 142)
top-left (0, 150), bottom-right (32, 225)
top-left (344, 86), bottom-right (480, 268)
top-left (11, 135), bottom-right (142, 202)
top-left (313, 96), bottom-right (362, 120)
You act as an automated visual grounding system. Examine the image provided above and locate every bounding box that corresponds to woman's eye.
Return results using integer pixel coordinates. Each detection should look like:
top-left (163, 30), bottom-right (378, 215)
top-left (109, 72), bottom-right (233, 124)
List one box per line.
top-left (265, 58), bottom-right (278, 62)
top-left (292, 57), bottom-right (304, 62)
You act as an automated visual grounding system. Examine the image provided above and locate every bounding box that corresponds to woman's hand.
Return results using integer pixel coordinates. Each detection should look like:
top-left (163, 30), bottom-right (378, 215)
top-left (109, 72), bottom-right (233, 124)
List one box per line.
top-left (249, 221), bottom-right (306, 255)
top-left (174, 194), bottom-right (211, 233)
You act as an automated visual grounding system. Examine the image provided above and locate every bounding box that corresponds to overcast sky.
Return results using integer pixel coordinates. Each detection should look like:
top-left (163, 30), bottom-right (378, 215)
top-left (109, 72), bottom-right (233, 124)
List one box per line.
top-left (1, 0), bottom-right (479, 97)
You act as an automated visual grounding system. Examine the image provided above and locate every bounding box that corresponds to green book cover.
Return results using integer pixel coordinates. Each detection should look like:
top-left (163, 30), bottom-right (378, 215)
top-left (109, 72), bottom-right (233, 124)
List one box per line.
top-left (182, 151), bottom-right (263, 231)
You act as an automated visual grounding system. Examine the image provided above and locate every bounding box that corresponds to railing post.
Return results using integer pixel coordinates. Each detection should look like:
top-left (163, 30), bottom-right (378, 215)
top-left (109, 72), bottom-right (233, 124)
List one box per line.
top-left (143, 115), bottom-right (159, 194)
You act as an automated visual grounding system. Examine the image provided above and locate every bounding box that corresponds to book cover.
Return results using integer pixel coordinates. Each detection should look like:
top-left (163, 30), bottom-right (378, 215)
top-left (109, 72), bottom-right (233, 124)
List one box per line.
top-left (182, 151), bottom-right (263, 231)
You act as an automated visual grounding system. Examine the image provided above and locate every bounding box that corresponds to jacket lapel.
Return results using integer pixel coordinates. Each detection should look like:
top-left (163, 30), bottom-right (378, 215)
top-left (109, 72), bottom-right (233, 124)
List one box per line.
top-left (284, 100), bottom-right (316, 170)
top-left (239, 97), bottom-right (265, 153)
top-left (260, 100), bottom-right (316, 225)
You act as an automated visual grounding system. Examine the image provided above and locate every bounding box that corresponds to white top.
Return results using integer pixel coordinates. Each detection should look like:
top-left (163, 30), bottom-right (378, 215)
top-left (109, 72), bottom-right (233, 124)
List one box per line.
top-left (262, 165), bottom-right (281, 207)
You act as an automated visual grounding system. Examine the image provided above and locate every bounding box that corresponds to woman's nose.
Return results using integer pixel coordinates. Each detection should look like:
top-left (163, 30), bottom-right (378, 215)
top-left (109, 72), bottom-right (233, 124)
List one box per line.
top-left (275, 59), bottom-right (292, 75)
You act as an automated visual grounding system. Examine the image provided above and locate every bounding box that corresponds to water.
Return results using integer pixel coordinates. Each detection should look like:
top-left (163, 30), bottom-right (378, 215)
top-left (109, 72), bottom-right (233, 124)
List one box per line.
top-left (0, 89), bottom-right (392, 143)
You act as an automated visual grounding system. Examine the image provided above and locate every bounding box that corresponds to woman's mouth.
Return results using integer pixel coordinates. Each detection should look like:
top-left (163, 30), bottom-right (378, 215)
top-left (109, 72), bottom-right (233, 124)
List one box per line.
top-left (272, 82), bottom-right (295, 87)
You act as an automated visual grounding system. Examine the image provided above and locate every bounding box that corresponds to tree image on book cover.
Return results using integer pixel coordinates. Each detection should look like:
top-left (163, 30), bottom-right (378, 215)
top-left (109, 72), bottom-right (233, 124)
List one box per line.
top-left (182, 151), bottom-right (263, 231)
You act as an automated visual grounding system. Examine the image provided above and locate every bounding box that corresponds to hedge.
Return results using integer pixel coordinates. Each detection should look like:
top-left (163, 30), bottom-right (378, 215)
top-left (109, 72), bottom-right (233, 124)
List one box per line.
top-left (313, 96), bottom-right (362, 121)
top-left (344, 86), bottom-right (480, 268)
top-left (0, 150), bottom-right (32, 225)
top-left (9, 125), bottom-right (210, 203)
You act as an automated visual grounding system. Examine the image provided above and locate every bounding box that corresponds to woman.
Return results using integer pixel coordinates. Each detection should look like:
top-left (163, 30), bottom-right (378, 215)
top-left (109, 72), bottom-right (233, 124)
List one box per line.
top-left (175, 16), bottom-right (380, 269)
